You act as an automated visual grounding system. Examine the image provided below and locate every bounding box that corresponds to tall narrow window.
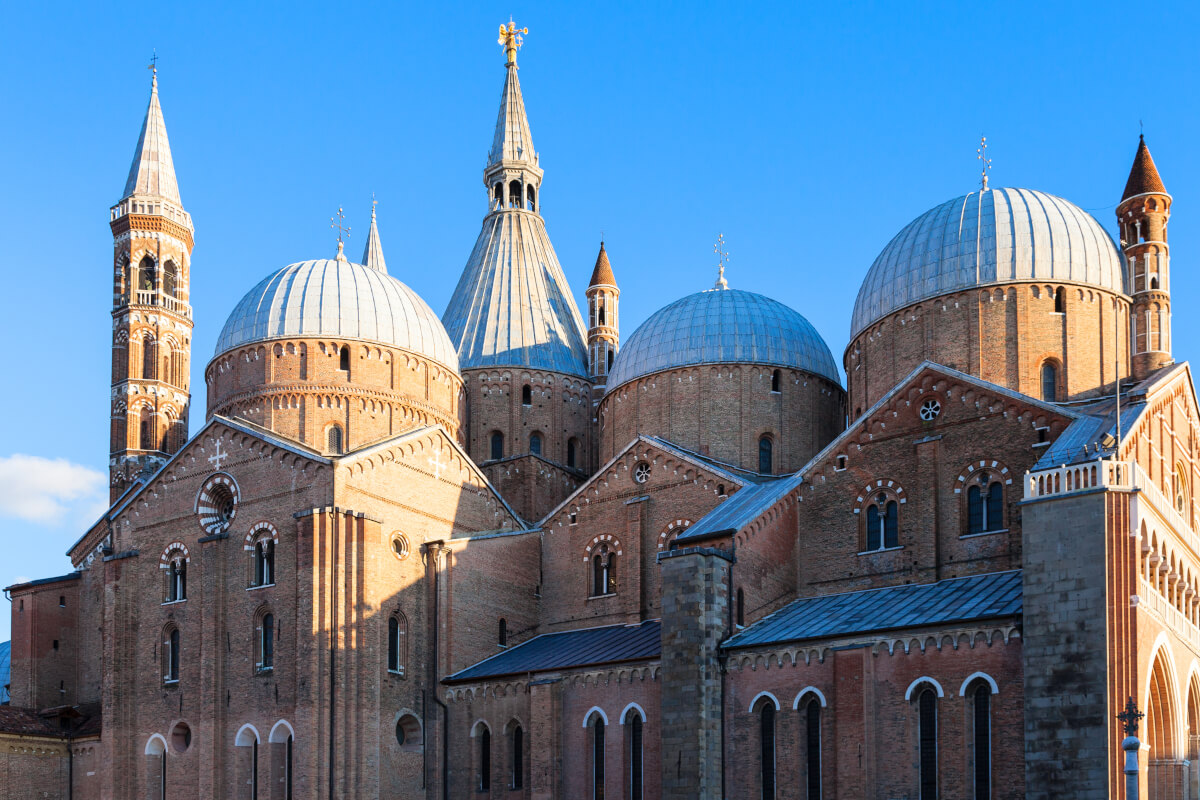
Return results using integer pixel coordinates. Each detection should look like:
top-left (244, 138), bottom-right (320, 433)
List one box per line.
top-left (165, 627), bottom-right (180, 683)
top-left (607, 349), bottom-right (614, 372)
top-left (628, 713), bottom-right (643, 800)
top-left (1054, 287), bottom-right (1065, 313)
top-left (327, 425), bottom-right (343, 455)
top-left (968, 485), bottom-right (983, 533)
top-left (985, 482), bottom-right (1003, 531)
top-left (567, 438), bottom-right (578, 469)
top-left (592, 715), bottom-right (606, 800)
top-left (498, 618), bottom-right (508, 647)
top-left (511, 724), bottom-right (524, 789)
top-left (479, 727), bottom-right (492, 792)
top-left (522, 384), bottom-right (533, 405)
top-left (771, 369), bottom-right (781, 392)
top-left (140, 407), bottom-right (155, 451)
top-left (143, 335), bottom-right (157, 380)
top-left (285, 736), bottom-right (293, 800)
top-left (259, 613), bottom-right (274, 671)
top-left (759, 435), bottom-right (773, 475)
top-left (805, 699), bottom-right (821, 800)
top-left (967, 476), bottom-right (1004, 534)
top-left (254, 539), bottom-right (275, 586)
top-left (139, 255), bottom-right (156, 292)
top-left (591, 546), bottom-right (617, 596)
top-left (866, 494), bottom-right (899, 550)
top-left (918, 689), bottom-right (938, 800)
top-left (972, 682), bottom-right (992, 800)
top-left (490, 431), bottom-right (504, 460)
top-left (526, 185), bottom-right (536, 211)
top-left (737, 588), bottom-right (745, 627)
top-left (166, 558), bottom-right (186, 602)
top-left (338, 345), bottom-right (350, 372)
top-left (530, 432), bottom-right (542, 455)
top-left (163, 261), bottom-right (178, 298)
top-left (760, 702), bottom-right (776, 799)
top-left (1041, 362), bottom-right (1058, 402)
top-left (251, 740), bottom-right (259, 800)
top-left (387, 615), bottom-right (405, 674)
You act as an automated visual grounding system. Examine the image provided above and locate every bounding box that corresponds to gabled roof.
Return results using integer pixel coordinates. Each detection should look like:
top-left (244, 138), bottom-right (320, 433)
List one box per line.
top-left (123, 72), bottom-right (182, 204)
top-left (445, 620), bottom-right (660, 684)
top-left (361, 205), bottom-right (387, 273)
top-left (537, 435), bottom-right (750, 528)
top-left (724, 570), bottom-right (1022, 650)
top-left (1122, 135), bottom-right (1168, 201)
top-left (677, 472), bottom-right (803, 544)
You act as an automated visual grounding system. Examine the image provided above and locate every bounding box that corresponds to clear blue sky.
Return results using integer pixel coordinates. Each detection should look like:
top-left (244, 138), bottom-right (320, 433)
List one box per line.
top-left (1, 1), bottom-right (1197, 639)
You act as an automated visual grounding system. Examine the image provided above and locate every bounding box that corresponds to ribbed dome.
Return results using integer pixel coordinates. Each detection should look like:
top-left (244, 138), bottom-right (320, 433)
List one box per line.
top-left (215, 258), bottom-right (459, 371)
top-left (606, 288), bottom-right (839, 391)
top-left (850, 187), bottom-right (1126, 339)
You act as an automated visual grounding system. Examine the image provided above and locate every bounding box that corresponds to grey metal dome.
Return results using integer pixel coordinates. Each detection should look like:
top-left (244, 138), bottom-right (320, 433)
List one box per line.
top-left (215, 258), bottom-right (459, 371)
top-left (606, 288), bottom-right (839, 392)
top-left (850, 187), bottom-right (1126, 339)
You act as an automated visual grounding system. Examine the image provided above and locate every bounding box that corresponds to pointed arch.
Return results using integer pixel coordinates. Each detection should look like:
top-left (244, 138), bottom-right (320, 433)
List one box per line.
top-left (268, 720), bottom-right (294, 743)
top-left (235, 724), bottom-right (261, 746)
top-left (1146, 637), bottom-right (1182, 761)
top-left (748, 691), bottom-right (781, 712)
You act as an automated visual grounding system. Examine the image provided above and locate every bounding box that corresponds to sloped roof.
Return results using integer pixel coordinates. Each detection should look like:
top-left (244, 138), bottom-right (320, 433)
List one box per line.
top-left (445, 620), bottom-right (660, 683)
top-left (677, 473), bottom-right (803, 543)
top-left (724, 571), bottom-right (1022, 650)
top-left (123, 73), bottom-right (182, 204)
top-left (1123, 136), bottom-right (1168, 200)
top-left (361, 206), bottom-right (387, 273)
top-left (488, 63), bottom-right (536, 166)
top-left (0, 706), bottom-right (59, 736)
top-left (589, 243), bottom-right (616, 288)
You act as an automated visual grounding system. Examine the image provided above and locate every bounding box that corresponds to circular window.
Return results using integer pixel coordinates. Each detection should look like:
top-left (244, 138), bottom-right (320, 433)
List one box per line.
top-left (395, 714), bottom-right (421, 751)
top-left (196, 474), bottom-right (239, 534)
top-left (170, 721), bottom-right (192, 753)
top-left (391, 534), bottom-right (410, 561)
top-left (633, 462), bottom-right (651, 484)
top-left (919, 399), bottom-right (941, 421)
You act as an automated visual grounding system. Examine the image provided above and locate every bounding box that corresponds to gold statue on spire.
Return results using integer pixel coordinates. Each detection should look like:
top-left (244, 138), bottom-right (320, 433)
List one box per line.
top-left (498, 20), bottom-right (528, 66)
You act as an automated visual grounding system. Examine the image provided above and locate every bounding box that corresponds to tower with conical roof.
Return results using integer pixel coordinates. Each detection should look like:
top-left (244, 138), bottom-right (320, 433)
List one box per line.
top-left (1118, 135), bottom-right (1173, 380)
top-left (442, 24), bottom-right (593, 520)
top-left (586, 242), bottom-right (620, 399)
top-left (108, 67), bottom-right (195, 501)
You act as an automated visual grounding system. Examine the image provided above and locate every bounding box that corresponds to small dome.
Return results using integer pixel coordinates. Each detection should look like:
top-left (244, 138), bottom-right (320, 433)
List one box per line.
top-left (215, 259), bottom-right (459, 371)
top-left (606, 288), bottom-right (839, 391)
top-left (851, 187), bottom-right (1125, 339)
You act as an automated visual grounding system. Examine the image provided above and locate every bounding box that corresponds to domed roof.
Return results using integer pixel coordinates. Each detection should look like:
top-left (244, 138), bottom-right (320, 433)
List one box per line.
top-left (606, 288), bottom-right (839, 392)
top-left (215, 258), bottom-right (459, 371)
top-left (850, 187), bottom-right (1126, 339)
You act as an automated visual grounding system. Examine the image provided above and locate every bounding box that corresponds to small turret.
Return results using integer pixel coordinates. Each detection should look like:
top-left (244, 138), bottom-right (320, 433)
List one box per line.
top-left (587, 242), bottom-right (619, 394)
top-left (1118, 135), bottom-right (1172, 380)
top-left (362, 202), bottom-right (387, 272)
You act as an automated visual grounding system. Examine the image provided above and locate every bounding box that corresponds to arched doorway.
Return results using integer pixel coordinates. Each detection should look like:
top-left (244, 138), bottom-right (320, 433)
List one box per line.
top-left (1187, 674), bottom-right (1200, 799)
top-left (1146, 647), bottom-right (1184, 798)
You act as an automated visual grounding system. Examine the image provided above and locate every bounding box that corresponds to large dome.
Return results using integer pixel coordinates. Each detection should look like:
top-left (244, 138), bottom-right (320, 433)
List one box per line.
top-left (606, 288), bottom-right (839, 391)
top-left (850, 187), bottom-right (1126, 338)
top-left (215, 258), bottom-right (459, 371)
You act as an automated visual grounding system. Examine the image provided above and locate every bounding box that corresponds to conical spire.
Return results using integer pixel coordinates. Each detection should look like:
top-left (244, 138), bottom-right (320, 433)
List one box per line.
top-left (488, 60), bottom-right (537, 167)
top-left (589, 242), bottom-right (616, 288)
top-left (1122, 135), bottom-right (1167, 201)
top-left (123, 69), bottom-right (182, 204)
top-left (361, 203), bottom-right (387, 273)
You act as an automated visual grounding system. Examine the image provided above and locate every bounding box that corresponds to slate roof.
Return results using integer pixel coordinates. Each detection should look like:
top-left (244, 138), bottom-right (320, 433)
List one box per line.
top-left (723, 571), bottom-right (1022, 650)
top-left (123, 73), bottom-right (182, 205)
top-left (0, 641), bottom-right (9, 704)
top-left (445, 620), bottom-right (660, 683)
top-left (1123, 136), bottom-right (1167, 200)
top-left (677, 473), bottom-right (803, 543)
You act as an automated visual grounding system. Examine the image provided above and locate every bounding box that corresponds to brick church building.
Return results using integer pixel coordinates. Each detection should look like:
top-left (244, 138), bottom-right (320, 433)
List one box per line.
top-left (3, 24), bottom-right (1198, 800)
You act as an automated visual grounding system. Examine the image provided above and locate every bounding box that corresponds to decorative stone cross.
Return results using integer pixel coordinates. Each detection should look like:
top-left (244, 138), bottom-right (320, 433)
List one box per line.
top-left (208, 440), bottom-right (228, 470)
top-left (428, 446), bottom-right (449, 480)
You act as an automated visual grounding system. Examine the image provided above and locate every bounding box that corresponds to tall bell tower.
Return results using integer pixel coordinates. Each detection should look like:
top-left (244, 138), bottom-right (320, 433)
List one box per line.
top-left (586, 241), bottom-right (619, 402)
top-left (1118, 135), bottom-right (1172, 381)
top-left (108, 66), bottom-right (194, 501)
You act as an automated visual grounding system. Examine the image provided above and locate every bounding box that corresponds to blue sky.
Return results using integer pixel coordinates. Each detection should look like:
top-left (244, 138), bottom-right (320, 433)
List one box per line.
top-left (1, 1), bottom-right (1197, 640)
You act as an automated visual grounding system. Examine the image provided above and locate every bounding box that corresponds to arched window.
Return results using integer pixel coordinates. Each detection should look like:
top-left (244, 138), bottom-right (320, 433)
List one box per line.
top-left (493, 183), bottom-right (503, 208)
top-left (146, 735), bottom-right (167, 800)
top-left (865, 493), bottom-right (899, 551)
top-left (771, 369), bottom-right (781, 393)
top-left (970, 680), bottom-right (992, 800)
top-left (139, 405), bottom-right (155, 451)
top-left (591, 714), bottom-right (606, 800)
top-left (478, 725), bottom-right (492, 791)
top-left (253, 539), bottom-right (276, 586)
top-left (526, 185), bottom-right (536, 212)
top-left (1175, 462), bottom-right (1190, 515)
top-left (567, 438), bottom-right (578, 469)
top-left (521, 384), bottom-right (532, 405)
top-left (490, 431), bottom-right (504, 460)
top-left (759, 700), bottom-right (776, 799)
top-left (508, 180), bottom-right (522, 209)
top-left (510, 724), bottom-right (524, 789)
top-left (591, 545), bottom-right (617, 596)
top-left (163, 261), bottom-right (178, 298)
top-left (917, 688), bottom-right (938, 800)
top-left (1041, 361), bottom-right (1058, 402)
top-left (1054, 286), bottom-right (1065, 313)
top-left (338, 345), bottom-right (350, 372)
top-left (529, 432), bottom-right (542, 456)
top-left (736, 588), bottom-right (745, 627)
top-left (327, 425), bottom-right (343, 455)
top-left (628, 712), bottom-right (644, 800)
top-left (258, 612), bottom-right (275, 672)
top-left (607, 349), bottom-right (614, 372)
top-left (164, 626), bottom-right (180, 683)
top-left (143, 335), bottom-right (157, 381)
top-left (387, 614), bottom-right (406, 675)
top-left (498, 618), bottom-right (508, 647)
top-left (966, 473), bottom-right (1004, 534)
top-left (285, 735), bottom-right (293, 799)
top-left (759, 435), bottom-right (773, 475)
top-left (139, 255), bottom-right (156, 292)
top-left (166, 557), bottom-right (187, 602)
top-left (804, 698), bottom-right (821, 800)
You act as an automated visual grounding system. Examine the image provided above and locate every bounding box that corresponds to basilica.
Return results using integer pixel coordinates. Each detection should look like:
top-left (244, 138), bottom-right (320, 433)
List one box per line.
top-left (2, 23), bottom-right (1197, 800)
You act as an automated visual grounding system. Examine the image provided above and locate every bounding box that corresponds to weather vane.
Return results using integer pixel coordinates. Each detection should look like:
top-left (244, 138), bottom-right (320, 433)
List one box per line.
top-left (331, 207), bottom-right (351, 255)
top-left (498, 19), bottom-right (528, 66)
top-left (977, 135), bottom-right (992, 191)
top-left (713, 233), bottom-right (730, 290)
top-left (1117, 696), bottom-right (1143, 737)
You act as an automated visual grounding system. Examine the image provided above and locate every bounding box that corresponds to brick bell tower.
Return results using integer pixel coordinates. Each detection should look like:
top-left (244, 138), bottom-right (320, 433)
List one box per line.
top-left (108, 66), bottom-right (194, 501)
top-left (1118, 135), bottom-right (1172, 381)
top-left (586, 241), bottom-right (619, 403)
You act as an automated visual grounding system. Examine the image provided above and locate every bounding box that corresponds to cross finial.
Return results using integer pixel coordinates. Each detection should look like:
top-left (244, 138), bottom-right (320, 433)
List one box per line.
top-left (713, 233), bottom-right (730, 290)
top-left (498, 20), bottom-right (529, 66)
top-left (1117, 696), bottom-right (1144, 737)
top-left (371, 193), bottom-right (378, 220)
top-left (148, 50), bottom-right (158, 75)
top-left (331, 206), bottom-right (351, 242)
top-left (977, 135), bottom-right (992, 191)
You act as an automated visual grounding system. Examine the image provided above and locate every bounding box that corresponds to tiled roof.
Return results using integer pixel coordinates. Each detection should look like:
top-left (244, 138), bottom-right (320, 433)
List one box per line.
top-left (445, 620), bottom-right (660, 683)
top-left (677, 473), bottom-right (803, 543)
top-left (723, 571), bottom-right (1022, 650)
top-left (0, 707), bottom-right (59, 736)
top-left (589, 243), bottom-right (616, 287)
top-left (1123, 136), bottom-right (1167, 200)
